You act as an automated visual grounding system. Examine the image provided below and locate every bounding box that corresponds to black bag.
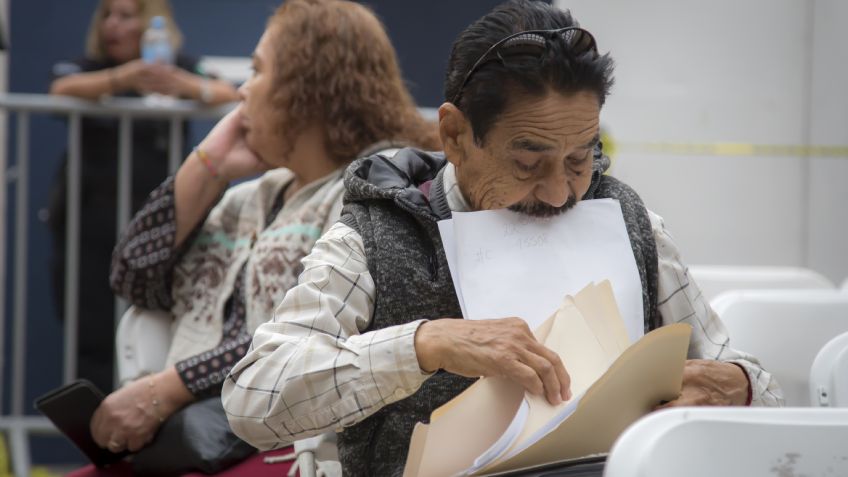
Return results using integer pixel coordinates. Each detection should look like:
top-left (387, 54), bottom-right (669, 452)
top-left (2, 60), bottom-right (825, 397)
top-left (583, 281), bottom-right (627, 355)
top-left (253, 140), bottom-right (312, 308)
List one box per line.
top-left (34, 379), bottom-right (130, 468)
top-left (131, 397), bottom-right (256, 476)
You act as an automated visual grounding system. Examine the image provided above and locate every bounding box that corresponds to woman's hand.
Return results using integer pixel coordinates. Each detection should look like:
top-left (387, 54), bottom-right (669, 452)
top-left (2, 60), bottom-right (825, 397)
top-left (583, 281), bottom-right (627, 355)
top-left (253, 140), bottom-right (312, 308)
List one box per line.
top-left (198, 104), bottom-right (271, 181)
top-left (112, 62), bottom-right (191, 97)
top-left (136, 64), bottom-right (196, 97)
top-left (136, 64), bottom-right (184, 96)
top-left (90, 367), bottom-right (194, 453)
top-left (90, 377), bottom-right (164, 453)
top-left (111, 59), bottom-right (148, 94)
top-left (112, 60), bottom-right (174, 96)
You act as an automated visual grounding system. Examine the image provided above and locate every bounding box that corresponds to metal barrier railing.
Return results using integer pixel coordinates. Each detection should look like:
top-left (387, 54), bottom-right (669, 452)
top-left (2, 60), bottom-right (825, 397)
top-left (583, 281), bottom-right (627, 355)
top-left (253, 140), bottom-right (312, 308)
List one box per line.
top-left (0, 93), bottom-right (234, 477)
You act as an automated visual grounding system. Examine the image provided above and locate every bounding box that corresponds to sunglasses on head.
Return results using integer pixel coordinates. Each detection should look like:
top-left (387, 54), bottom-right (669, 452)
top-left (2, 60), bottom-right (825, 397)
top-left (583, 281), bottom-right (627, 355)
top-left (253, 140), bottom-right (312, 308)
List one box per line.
top-left (451, 26), bottom-right (599, 105)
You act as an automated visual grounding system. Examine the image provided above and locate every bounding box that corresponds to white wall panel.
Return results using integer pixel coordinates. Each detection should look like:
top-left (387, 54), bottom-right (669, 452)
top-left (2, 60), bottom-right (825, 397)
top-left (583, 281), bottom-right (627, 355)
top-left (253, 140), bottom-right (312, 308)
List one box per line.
top-left (809, 0), bottom-right (848, 145)
top-left (612, 154), bottom-right (805, 267)
top-left (806, 0), bottom-right (848, 284)
top-left (808, 158), bottom-right (848, 283)
top-left (563, 0), bottom-right (809, 144)
top-left (555, 0), bottom-right (846, 282)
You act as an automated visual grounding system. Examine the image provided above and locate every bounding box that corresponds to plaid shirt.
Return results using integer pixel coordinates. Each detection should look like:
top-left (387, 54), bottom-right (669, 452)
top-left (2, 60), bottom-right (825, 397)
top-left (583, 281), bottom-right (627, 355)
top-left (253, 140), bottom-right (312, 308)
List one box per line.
top-left (222, 164), bottom-right (784, 450)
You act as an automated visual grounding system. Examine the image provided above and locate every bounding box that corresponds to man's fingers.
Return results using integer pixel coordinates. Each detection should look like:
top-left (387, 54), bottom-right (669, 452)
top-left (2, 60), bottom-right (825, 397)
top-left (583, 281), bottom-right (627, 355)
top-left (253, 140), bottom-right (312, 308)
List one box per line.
top-left (654, 400), bottom-right (675, 410)
top-left (653, 396), bottom-right (685, 410)
top-left (519, 350), bottom-right (563, 405)
top-left (533, 344), bottom-right (571, 401)
top-left (503, 318), bottom-right (570, 404)
top-left (507, 361), bottom-right (545, 397)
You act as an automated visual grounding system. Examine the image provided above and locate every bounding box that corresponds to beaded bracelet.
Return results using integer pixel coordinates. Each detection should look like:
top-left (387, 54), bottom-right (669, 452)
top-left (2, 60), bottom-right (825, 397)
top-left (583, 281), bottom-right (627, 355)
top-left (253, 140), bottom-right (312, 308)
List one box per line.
top-left (147, 376), bottom-right (166, 423)
top-left (200, 78), bottom-right (214, 104)
top-left (193, 146), bottom-right (221, 179)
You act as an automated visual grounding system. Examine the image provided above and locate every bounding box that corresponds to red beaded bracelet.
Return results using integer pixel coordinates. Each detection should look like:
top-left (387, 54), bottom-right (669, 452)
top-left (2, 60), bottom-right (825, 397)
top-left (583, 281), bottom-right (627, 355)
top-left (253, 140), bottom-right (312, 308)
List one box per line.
top-left (193, 146), bottom-right (221, 179)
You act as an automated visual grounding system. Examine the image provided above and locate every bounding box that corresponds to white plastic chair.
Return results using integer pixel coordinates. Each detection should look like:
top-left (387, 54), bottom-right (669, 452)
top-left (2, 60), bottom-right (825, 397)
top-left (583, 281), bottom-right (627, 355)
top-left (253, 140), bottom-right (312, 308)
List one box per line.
top-left (712, 290), bottom-right (848, 406)
top-left (688, 265), bottom-right (834, 303)
top-left (605, 407), bottom-right (848, 477)
top-left (116, 306), bottom-right (174, 384)
top-left (810, 331), bottom-right (848, 407)
top-left (283, 433), bottom-right (340, 477)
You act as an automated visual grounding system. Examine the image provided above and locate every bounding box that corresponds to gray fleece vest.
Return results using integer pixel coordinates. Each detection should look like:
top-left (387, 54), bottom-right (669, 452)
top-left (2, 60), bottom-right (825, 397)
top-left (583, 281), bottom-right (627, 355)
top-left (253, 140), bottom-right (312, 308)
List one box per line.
top-left (336, 147), bottom-right (659, 477)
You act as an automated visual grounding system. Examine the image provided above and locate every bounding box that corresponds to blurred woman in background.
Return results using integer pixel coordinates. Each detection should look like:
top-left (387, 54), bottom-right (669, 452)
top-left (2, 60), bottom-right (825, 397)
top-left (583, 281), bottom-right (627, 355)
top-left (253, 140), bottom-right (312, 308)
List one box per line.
top-left (47, 0), bottom-right (238, 392)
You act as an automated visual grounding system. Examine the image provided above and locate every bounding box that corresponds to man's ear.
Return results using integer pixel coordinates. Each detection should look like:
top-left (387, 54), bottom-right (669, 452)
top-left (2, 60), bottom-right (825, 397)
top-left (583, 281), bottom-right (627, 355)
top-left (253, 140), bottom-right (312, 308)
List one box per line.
top-left (438, 102), bottom-right (470, 167)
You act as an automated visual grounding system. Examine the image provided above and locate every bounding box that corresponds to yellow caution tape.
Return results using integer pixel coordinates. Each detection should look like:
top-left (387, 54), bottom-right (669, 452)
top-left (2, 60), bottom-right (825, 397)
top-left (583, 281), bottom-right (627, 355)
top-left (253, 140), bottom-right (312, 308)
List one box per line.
top-left (616, 142), bottom-right (848, 158)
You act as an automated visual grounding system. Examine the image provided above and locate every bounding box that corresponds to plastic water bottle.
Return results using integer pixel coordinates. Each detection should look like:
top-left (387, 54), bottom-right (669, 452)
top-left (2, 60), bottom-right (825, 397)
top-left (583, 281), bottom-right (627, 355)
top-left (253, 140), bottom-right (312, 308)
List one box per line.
top-left (141, 16), bottom-right (175, 105)
top-left (142, 16), bottom-right (174, 65)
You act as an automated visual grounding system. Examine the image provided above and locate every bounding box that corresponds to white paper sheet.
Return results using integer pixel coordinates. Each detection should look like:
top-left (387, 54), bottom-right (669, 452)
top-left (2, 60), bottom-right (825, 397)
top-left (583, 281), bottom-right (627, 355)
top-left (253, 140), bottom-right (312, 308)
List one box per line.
top-left (439, 199), bottom-right (644, 342)
top-left (438, 219), bottom-right (468, 319)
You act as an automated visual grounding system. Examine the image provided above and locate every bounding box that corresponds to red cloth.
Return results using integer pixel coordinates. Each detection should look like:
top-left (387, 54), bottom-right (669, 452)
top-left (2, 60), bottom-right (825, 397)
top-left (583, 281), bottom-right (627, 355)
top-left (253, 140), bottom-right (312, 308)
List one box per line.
top-left (64, 448), bottom-right (296, 477)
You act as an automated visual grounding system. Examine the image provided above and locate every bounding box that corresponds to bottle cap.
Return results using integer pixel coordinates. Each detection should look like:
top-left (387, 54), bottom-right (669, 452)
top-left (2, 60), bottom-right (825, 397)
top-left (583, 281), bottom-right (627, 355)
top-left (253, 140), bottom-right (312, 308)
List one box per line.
top-left (150, 16), bottom-right (166, 29)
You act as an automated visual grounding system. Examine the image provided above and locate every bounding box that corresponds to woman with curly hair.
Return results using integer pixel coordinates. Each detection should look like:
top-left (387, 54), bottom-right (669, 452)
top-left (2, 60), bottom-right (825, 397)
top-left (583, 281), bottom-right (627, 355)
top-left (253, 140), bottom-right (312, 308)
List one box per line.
top-left (88, 0), bottom-right (438, 462)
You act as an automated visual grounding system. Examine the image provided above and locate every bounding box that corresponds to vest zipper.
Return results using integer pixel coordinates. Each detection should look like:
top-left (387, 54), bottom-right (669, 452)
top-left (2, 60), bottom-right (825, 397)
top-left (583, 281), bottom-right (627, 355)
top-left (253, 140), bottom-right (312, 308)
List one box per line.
top-left (428, 253), bottom-right (437, 281)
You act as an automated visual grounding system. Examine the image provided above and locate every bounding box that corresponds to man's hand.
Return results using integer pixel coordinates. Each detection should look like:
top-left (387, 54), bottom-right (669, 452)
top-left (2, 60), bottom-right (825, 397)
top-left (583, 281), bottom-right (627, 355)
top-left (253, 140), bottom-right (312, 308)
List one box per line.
top-left (414, 318), bottom-right (571, 405)
top-left (657, 359), bottom-right (750, 408)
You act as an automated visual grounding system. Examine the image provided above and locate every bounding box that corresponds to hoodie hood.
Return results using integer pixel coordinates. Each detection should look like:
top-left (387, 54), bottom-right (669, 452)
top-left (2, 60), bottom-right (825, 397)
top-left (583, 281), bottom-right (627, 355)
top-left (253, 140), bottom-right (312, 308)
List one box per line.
top-left (343, 148), bottom-right (448, 218)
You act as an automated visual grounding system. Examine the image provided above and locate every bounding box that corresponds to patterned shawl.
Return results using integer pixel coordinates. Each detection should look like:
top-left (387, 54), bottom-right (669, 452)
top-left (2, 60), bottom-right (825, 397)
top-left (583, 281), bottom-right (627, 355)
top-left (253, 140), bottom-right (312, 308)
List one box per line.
top-left (165, 167), bottom-right (345, 365)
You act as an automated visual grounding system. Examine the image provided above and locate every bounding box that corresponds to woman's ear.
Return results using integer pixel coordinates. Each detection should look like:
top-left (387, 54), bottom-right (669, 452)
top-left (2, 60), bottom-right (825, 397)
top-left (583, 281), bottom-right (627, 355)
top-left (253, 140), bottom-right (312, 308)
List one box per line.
top-left (438, 102), bottom-right (469, 167)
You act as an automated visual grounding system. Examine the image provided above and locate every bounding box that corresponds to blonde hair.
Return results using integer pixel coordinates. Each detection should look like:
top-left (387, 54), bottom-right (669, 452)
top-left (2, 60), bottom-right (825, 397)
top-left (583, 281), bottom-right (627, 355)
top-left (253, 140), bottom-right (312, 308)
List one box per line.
top-left (85, 0), bottom-right (184, 61)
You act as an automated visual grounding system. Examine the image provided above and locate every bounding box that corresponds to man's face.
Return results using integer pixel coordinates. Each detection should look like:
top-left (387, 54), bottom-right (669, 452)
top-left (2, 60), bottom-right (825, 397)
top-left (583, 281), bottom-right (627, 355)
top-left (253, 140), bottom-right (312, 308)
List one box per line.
top-left (444, 90), bottom-right (600, 217)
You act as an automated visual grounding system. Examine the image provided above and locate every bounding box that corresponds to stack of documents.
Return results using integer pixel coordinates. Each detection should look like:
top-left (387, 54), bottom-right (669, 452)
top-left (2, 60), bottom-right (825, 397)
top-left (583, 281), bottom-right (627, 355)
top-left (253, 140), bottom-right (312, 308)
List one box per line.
top-left (404, 282), bottom-right (691, 476)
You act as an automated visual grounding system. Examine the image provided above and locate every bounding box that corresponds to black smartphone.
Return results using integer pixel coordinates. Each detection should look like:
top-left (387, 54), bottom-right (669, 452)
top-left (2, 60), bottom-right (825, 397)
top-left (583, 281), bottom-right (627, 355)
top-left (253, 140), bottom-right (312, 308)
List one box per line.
top-left (34, 379), bottom-right (129, 467)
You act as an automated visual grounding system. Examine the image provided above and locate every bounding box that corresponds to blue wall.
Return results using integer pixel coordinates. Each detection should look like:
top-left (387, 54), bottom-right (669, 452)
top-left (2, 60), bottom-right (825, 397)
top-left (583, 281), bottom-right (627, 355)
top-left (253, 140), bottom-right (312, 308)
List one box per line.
top-left (5, 0), bottom-right (535, 463)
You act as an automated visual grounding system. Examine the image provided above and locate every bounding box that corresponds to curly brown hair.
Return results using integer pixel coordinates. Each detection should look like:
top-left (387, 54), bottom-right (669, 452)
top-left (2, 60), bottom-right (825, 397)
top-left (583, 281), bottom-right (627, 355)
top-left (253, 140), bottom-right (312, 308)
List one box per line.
top-left (266, 0), bottom-right (440, 164)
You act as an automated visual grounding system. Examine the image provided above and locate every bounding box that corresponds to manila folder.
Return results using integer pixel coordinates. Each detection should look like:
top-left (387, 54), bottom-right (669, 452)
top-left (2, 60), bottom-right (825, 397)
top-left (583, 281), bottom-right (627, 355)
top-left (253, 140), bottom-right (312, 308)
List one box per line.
top-left (479, 322), bottom-right (691, 474)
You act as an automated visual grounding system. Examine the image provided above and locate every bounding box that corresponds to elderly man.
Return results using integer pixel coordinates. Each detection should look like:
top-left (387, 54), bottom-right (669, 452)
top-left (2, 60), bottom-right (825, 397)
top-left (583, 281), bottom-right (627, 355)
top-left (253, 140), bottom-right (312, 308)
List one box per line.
top-left (223, 1), bottom-right (783, 475)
